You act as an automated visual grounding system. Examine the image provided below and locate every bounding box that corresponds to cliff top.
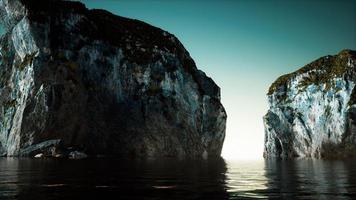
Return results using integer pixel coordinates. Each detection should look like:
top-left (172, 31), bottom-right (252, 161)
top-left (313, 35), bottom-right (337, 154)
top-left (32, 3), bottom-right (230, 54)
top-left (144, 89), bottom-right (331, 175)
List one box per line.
top-left (0, 0), bottom-right (221, 98)
top-left (267, 49), bottom-right (356, 95)
top-left (1, 0), bottom-right (193, 65)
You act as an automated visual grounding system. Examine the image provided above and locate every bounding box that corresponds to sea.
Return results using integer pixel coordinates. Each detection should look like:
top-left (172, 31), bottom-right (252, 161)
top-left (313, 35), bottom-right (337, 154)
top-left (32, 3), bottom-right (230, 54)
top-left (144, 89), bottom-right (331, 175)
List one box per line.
top-left (0, 157), bottom-right (355, 199)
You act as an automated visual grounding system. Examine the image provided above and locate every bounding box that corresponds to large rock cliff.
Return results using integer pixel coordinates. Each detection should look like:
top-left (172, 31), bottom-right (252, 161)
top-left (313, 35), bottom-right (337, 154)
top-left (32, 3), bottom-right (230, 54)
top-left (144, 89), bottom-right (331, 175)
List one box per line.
top-left (264, 50), bottom-right (356, 158)
top-left (0, 0), bottom-right (226, 158)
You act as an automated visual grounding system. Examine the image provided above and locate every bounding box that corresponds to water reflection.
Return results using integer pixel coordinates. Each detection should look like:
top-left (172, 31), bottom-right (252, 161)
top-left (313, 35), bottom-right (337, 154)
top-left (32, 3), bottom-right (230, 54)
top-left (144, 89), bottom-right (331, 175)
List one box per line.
top-left (226, 160), bottom-right (268, 199)
top-left (0, 158), bottom-right (19, 199)
top-left (1, 158), bottom-right (356, 199)
top-left (0, 158), bottom-right (229, 200)
top-left (263, 159), bottom-right (356, 199)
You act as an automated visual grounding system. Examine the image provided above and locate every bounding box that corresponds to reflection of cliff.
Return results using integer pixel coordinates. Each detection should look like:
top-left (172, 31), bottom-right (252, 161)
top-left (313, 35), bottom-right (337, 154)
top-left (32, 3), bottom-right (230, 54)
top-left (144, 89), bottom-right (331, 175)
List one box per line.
top-left (2, 158), bottom-right (229, 199)
top-left (264, 159), bottom-right (299, 198)
top-left (264, 159), bottom-right (354, 198)
top-left (0, 158), bottom-right (19, 199)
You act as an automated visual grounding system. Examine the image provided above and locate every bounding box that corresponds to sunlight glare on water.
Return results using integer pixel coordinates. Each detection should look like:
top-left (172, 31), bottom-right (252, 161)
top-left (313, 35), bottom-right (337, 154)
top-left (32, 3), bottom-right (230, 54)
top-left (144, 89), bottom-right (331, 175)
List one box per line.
top-left (226, 160), bottom-right (268, 199)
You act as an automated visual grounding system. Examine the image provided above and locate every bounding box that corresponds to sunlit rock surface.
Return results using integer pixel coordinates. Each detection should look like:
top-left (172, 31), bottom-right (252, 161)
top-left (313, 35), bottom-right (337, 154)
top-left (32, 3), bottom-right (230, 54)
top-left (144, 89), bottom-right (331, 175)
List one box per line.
top-left (264, 50), bottom-right (356, 158)
top-left (0, 0), bottom-right (226, 158)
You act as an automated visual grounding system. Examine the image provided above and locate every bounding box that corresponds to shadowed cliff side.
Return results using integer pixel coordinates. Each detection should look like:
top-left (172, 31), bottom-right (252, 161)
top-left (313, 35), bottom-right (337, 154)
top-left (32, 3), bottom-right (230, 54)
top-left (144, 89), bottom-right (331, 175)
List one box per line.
top-left (0, 0), bottom-right (226, 158)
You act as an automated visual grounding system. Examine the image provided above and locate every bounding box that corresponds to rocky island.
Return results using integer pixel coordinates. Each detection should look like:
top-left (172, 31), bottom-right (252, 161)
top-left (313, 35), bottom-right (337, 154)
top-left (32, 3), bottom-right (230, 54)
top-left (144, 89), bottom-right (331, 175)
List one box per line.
top-left (0, 0), bottom-right (226, 158)
top-left (264, 50), bottom-right (356, 158)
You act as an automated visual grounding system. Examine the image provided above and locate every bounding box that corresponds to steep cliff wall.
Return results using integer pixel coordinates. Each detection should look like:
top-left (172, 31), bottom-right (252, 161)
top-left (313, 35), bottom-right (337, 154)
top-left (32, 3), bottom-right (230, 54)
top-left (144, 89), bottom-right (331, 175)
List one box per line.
top-left (0, 0), bottom-right (226, 158)
top-left (264, 50), bottom-right (356, 158)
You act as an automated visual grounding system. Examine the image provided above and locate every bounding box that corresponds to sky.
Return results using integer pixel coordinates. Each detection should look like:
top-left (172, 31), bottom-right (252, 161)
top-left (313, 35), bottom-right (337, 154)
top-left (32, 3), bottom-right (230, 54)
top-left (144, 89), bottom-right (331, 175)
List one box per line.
top-left (80, 0), bottom-right (355, 160)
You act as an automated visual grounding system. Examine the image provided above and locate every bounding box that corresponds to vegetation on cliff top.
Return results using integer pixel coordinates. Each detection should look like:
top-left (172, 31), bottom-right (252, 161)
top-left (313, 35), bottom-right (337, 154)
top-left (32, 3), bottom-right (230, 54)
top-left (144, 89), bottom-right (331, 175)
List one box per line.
top-left (267, 49), bottom-right (356, 95)
top-left (22, 0), bottom-right (190, 65)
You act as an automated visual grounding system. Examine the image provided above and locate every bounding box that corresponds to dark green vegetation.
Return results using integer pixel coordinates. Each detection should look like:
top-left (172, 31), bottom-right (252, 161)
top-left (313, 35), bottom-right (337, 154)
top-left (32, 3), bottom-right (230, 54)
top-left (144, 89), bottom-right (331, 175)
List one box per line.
top-left (18, 53), bottom-right (36, 70)
top-left (268, 50), bottom-right (356, 95)
top-left (21, 0), bottom-right (189, 65)
top-left (321, 141), bottom-right (356, 159)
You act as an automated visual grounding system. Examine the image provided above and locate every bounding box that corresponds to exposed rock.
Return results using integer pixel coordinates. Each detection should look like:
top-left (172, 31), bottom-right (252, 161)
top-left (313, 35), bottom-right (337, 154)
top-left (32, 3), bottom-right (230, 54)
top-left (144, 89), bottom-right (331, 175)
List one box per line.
top-left (0, 0), bottom-right (226, 158)
top-left (264, 50), bottom-right (356, 158)
top-left (34, 153), bottom-right (43, 158)
top-left (19, 139), bottom-right (61, 156)
top-left (54, 154), bottom-right (63, 158)
top-left (68, 151), bottom-right (87, 159)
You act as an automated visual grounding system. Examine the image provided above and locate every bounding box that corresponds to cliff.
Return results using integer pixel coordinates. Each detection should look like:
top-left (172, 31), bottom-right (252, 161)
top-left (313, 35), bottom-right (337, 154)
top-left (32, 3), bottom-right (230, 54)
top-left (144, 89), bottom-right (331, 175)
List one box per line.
top-left (0, 0), bottom-right (226, 158)
top-left (264, 50), bottom-right (356, 158)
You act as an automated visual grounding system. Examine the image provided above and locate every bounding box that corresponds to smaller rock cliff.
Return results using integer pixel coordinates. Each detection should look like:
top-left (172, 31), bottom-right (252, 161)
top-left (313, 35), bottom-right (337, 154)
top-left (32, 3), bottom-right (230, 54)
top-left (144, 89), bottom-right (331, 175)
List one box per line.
top-left (264, 50), bottom-right (356, 158)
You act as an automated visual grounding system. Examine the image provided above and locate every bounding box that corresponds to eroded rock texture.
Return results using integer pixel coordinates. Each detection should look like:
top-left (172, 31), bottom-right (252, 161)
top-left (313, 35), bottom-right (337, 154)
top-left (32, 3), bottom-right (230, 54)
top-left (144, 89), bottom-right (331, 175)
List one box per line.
top-left (0, 0), bottom-right (226, 158)
top-left (264, 50), bottom-right (356, 158)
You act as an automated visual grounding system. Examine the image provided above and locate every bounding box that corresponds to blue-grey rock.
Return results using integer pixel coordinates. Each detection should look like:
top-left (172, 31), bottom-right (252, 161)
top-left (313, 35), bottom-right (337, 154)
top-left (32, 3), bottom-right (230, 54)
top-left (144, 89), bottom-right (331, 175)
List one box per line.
top-left (19, 139), bottom-right (61, 156)
top-left (0, 0), bottom-right (226, 158)
top-left (264, 50), bottom-right (356, 158)
top-left (34, 153), bottom-right (43, 158)
top-left (68, 151), bottom-right (87, 159)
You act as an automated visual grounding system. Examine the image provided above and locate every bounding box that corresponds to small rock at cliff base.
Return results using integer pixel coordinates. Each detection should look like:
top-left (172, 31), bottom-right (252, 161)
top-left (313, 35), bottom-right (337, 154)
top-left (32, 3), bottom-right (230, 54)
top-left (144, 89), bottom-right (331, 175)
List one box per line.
top-left (69, 151), bottom-right (88, 159)
top-left (264, 50), bottom-right (356, 158)
top-left (34, 153), bottom-right (44, 158)
top-left (0, 0), bottom-right (226, 158)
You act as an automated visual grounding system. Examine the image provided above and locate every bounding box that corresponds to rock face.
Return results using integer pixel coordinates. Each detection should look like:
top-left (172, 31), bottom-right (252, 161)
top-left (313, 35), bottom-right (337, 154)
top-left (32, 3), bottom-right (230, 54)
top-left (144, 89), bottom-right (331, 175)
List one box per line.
top-left (264, 50), bottom-right (356, 158)
top-left (0, 0), bottom-right (226, 158)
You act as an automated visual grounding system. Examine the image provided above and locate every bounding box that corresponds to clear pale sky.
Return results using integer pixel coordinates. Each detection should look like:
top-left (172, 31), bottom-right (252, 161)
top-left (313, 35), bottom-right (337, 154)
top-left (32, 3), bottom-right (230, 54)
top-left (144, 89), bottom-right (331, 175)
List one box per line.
top-left (79, 0), bottom-right (355, 160)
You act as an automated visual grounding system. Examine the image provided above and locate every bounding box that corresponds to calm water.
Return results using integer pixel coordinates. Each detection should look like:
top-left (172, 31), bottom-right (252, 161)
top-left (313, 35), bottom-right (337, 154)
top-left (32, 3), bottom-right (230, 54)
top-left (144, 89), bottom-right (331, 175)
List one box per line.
top-left (1, 158), bottom-right (356, 199)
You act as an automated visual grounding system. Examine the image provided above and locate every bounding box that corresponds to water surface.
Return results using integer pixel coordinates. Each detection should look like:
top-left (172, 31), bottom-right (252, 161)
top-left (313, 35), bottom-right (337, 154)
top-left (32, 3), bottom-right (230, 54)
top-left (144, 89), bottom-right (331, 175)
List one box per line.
top-left (1, 158), bottom-right (356, 199)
